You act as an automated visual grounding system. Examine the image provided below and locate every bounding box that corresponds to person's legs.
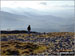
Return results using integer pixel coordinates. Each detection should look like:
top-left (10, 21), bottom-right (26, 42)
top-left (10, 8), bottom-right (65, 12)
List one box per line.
top-left (28, 31), bottom-right (30, 37)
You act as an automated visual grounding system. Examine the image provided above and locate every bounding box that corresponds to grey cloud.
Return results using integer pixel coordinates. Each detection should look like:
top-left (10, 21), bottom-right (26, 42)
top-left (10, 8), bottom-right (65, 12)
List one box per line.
top-left (58, 4), bottom-right (74, 8)
top-left (40, 2), bottom-right (47, 5)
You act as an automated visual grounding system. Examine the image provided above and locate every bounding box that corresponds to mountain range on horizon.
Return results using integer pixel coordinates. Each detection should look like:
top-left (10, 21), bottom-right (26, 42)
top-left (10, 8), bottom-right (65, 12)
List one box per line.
top-left (0, 11), bottom-right (74, 32)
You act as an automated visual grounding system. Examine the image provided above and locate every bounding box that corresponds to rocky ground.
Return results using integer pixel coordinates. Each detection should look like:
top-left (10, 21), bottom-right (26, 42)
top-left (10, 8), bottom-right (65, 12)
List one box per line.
top-left (0, 32), bottom-right (75, 55)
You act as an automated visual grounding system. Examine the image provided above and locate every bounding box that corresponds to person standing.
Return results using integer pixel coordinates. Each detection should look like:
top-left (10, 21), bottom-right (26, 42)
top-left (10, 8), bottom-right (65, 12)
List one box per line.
top-left (27, 25), bottom-right (31, 35)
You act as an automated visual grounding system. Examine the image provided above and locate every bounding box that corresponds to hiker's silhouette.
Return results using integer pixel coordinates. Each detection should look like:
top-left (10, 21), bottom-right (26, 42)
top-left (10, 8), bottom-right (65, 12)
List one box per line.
top-left (27, 25), bottom-right (31, 34)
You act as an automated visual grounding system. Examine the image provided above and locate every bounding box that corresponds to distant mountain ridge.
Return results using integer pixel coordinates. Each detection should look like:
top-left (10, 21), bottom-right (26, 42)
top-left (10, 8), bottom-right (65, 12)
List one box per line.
top-left (0, 11), bottom-right (74, 32)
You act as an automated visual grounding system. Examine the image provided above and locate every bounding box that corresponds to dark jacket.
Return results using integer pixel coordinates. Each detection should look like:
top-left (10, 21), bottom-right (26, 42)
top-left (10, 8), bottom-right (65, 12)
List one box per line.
top-left (27, 25), bottom-right (31, 32)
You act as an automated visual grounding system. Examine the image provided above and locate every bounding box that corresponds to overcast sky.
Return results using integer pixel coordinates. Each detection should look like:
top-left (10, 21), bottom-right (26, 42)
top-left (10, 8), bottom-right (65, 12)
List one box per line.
top-left (0, 1), bottom-right (74, 32)
top-left (1, 1), bottom-right (74, 11)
